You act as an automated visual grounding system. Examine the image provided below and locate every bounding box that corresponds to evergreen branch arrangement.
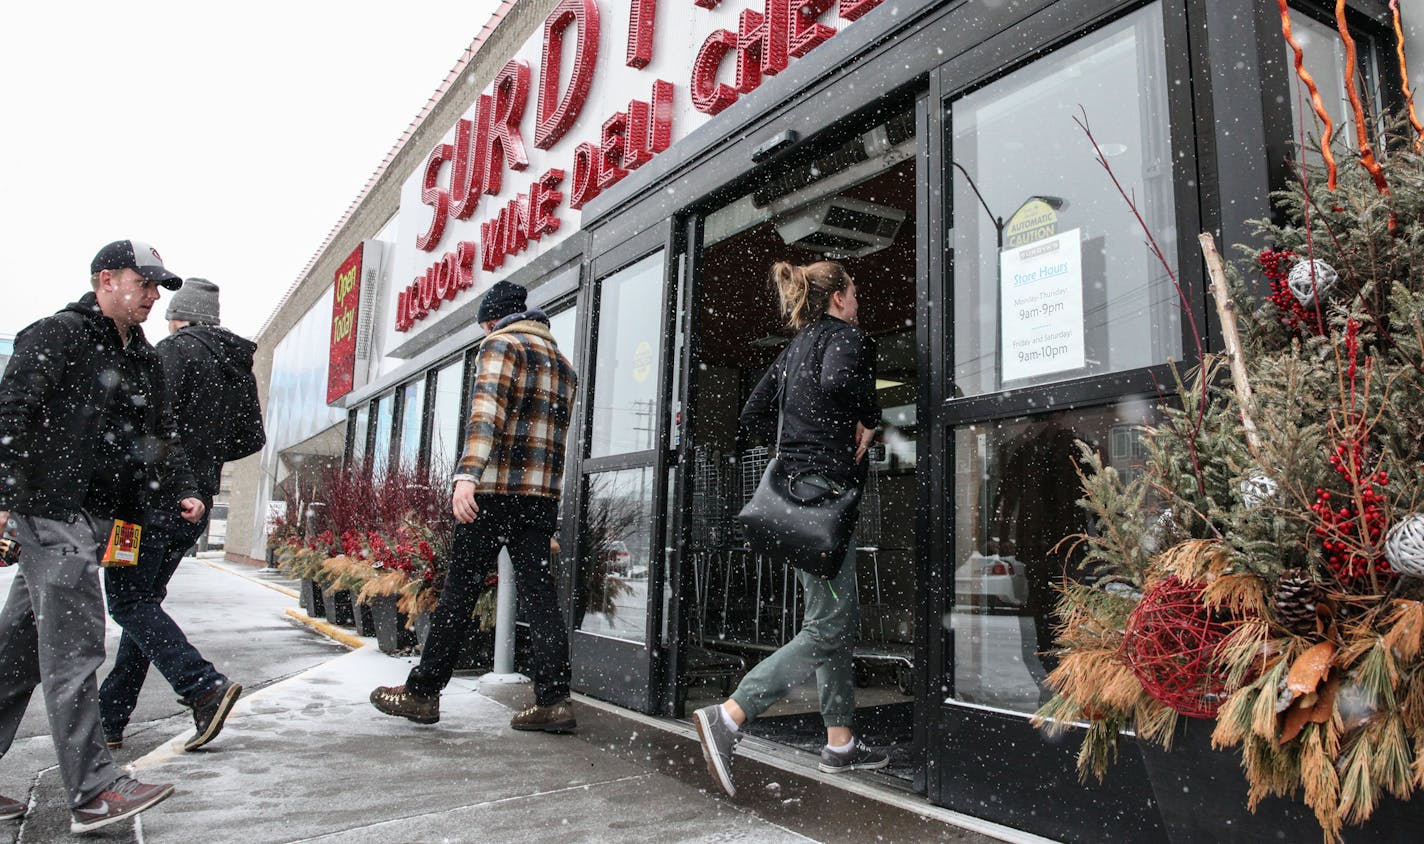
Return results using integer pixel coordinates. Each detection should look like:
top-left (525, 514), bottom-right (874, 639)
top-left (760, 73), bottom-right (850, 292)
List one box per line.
top-left (1034, 121), bottom-right (1424, 840)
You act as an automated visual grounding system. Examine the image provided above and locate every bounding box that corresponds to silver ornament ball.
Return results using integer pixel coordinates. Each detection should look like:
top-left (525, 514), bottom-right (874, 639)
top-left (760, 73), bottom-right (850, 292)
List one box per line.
top-left (1384, 514), bottom-right (1424, 578)
top-left (1287, 259), bottom-right (1339, 308)
top-left (1239, 473), bottom-right (1277, 510)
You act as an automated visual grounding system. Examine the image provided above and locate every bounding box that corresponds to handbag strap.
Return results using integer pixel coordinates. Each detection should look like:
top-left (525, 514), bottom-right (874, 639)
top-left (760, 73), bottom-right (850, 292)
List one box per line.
top-left (774, 363), bottom-right (787, 451)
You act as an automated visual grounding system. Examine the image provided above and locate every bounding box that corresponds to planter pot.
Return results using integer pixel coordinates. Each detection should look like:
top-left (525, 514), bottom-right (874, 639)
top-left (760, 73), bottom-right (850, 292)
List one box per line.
top-left (350, 599), bottom-right (377, 637)
top-left (368, 595), bottom-right (417, 654)
top-left (320, 585), bottom-right (355, 627)
top-left (1138, 717), bottom-right (1421, 843)
top-left (299, 578), bottom-right (326, 618)
top-left (413, 611), bottom-right (493, 670)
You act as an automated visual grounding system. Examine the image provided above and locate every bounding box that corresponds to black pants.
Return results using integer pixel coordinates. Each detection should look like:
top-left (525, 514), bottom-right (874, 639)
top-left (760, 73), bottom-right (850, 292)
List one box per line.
top-left (100, 511), bottom-right (223, 734)
top-left (407, 494), bottom-right (569, 705)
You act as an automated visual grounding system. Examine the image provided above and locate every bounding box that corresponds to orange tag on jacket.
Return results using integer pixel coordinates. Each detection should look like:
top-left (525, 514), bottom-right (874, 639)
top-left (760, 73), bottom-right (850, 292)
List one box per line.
top-left (101, 520), bottom-right (142, 567)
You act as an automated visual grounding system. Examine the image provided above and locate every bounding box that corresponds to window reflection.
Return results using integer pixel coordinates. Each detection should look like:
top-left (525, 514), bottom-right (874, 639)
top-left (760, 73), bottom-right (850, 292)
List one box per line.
top-left (397, 379), bottom-right (425, 469)
top-left (589, 253), bottom-right (664, 457)
top-left (1275, 11), bottom-right (1380, 159)
top-left (576, 467), bottom-right (653, 643)
top-left (951, 401), bottom-right (1156, 712)
top-left (950, 5), bottom-right (1179, 397)
top-left (371, 393), bottom-right (393, 479)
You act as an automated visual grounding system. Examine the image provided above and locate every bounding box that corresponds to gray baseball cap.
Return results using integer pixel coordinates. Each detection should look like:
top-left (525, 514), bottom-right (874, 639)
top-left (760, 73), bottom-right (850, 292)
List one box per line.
top-left (90, 239), bottom-right (182, 290)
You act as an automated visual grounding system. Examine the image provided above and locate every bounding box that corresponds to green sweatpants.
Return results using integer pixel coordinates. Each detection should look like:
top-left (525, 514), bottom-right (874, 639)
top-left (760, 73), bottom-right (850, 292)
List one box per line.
top-left (730, 544), bottom-right (859, 728)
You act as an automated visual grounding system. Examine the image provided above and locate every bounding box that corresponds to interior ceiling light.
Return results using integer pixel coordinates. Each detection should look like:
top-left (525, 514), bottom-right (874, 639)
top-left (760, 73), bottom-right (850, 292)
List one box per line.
top-left (875, 379), bottom-right (905, 390)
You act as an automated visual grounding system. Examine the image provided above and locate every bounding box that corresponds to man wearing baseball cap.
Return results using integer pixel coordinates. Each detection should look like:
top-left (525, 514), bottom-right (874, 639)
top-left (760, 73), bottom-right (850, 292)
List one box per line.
top-left (0, 240), bottom-right (202, 833)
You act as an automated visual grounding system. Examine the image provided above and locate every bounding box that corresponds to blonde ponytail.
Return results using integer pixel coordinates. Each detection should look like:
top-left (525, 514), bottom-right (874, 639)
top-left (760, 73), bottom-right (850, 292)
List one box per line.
top-left (772, 260), bottom-right (850, 331)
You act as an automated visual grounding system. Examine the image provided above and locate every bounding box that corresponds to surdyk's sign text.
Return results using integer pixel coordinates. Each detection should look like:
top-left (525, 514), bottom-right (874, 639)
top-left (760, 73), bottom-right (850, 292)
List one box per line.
top-left (392, 0), bottom-right (886, 333)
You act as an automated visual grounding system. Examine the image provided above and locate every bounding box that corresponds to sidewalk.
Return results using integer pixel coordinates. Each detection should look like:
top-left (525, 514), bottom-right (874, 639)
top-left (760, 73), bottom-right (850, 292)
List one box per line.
top-left (1, 559), bottom-right (1012, 843)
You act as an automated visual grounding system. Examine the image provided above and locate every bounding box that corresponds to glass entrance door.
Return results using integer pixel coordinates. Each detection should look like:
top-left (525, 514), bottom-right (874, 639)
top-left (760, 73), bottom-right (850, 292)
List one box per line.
top-left (569, 227), bottom-right (682, 713)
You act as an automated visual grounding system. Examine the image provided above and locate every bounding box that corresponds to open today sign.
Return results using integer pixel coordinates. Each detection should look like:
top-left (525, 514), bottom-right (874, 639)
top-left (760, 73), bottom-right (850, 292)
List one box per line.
top-left (328, 244), bottom-right (365, 404)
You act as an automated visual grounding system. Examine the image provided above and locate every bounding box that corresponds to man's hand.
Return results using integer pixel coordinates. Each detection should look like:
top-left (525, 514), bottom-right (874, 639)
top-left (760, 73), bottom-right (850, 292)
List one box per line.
top-left (0, 510), bottom-right (9, 534)
top-left (854, 422), bottom-right (876, 464)
top-left (179, 498), bottom-right (206, 523)
top-left (452, 480), bottom-right (480, 524)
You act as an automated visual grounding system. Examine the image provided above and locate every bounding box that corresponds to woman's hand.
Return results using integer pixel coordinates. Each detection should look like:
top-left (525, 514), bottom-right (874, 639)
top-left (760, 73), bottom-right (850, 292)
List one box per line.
top-left (854, 422), bottom-right (876, 464)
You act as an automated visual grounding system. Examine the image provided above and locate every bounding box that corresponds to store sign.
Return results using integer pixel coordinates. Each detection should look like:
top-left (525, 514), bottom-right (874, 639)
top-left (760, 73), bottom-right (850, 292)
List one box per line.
top-left (392, 0), bottom-right (886, 335)
top-left (328, 245), bottom-right (365, 403)
top-left (999, 229), bottom-right (1085, 383)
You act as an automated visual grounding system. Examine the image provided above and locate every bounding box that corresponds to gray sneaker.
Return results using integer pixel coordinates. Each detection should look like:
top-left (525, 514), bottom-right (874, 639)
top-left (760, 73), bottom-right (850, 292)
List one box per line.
top-left (693, 704), bottom-right (743, 797)
top-left (819, 737), bottom-right (889, 773)
top-left (69, 776), bottom-right (174, 833)
top-left (0, 793), bottom-right (24, 820)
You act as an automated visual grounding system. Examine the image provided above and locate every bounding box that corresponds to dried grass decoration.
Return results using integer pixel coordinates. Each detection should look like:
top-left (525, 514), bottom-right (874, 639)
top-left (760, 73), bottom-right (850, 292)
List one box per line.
top-left (1121, 574), bottom-right (1248, 718)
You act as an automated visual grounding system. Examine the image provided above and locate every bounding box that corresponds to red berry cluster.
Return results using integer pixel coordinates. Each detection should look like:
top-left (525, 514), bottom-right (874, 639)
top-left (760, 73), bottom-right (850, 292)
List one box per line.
top-left (1259, 248), bottom-right (1323, 336)
top-left (1311, 439), bottom-right (1393, 586)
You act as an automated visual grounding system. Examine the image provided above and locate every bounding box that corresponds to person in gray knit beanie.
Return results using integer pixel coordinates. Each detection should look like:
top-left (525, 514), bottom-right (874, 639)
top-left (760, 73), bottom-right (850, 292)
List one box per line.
top-left (166, 278), bottom-right (220, 325)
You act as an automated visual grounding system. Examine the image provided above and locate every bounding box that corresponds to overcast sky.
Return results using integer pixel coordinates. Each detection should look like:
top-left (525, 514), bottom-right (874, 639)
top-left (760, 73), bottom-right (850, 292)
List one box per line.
top-left (0, 0), bottom-right (501, 340)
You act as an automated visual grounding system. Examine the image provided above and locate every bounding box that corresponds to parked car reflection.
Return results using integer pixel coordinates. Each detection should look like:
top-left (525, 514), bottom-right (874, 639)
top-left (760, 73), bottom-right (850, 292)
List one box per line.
top-left (954, 550), bottom-right (1027, 611)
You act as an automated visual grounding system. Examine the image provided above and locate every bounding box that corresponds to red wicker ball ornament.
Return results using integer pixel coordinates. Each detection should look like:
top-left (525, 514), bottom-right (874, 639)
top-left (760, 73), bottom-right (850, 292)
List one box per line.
top-left (1121, 576), bottom-right (1239, 718)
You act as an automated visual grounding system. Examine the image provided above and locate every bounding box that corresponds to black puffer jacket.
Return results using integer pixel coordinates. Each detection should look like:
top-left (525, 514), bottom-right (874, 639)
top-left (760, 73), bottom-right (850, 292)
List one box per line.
top-left (156, 325), bottom-right (259, 500)
top-left (0, 293), bottom-right (200, 520)
top-left (740, 315), bottom-right (880, 486)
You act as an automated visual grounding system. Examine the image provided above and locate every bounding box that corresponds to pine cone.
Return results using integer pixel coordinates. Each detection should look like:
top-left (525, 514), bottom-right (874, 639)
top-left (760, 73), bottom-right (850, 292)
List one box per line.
top-left (1274, 568), bottom-right (1321, 636)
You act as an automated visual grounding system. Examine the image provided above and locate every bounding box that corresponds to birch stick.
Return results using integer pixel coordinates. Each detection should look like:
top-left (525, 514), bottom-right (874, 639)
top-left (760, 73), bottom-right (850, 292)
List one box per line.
top-left (1199, 232), bottom-right (1262, 456)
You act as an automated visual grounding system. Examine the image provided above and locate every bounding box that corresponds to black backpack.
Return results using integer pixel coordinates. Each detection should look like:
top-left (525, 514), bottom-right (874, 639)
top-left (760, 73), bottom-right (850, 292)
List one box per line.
top-left (185, 331), bottom-right (266, 462)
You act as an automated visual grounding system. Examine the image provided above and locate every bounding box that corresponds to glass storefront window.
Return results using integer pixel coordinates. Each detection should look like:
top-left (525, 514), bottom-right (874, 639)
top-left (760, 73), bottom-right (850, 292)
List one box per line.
top-left (588, 253), bottom-right (664, 458)
top-left (397, 379), bottom-right (425, 470)
top-left (349, 404), bottom-right (370, 468)
top-left (371, 393), bottom-right (394, 479)
top-left (950, 399), bottom-right (1157, 712)
top-left (547, 305), bottom-right (579, 527)
top-left (950, 5), bottom-right (1179, 397)
top-left (428, 358), bottom-right (465, 471)
top-left (576, 466), bottom-right (654, 643)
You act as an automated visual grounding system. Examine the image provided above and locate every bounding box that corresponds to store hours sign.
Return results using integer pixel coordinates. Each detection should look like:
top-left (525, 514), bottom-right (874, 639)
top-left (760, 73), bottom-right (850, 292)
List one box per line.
top-left (390, 0), bottom-right (888, 336)
top-left (999, 229), bottom-right (1085, 383)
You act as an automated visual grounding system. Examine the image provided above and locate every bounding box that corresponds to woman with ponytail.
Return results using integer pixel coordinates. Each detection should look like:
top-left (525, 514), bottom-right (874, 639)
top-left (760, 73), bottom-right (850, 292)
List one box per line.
top-left (694, 259), bottom-right (885, 797)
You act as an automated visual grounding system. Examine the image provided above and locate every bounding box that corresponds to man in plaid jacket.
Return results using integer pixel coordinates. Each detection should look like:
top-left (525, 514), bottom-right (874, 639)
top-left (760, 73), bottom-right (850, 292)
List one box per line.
top-left (371, 280), bottom-right (579, 731)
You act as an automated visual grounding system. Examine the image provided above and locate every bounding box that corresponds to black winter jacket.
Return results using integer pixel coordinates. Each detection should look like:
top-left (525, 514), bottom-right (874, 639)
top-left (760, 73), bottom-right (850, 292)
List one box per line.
top-left (740, 315), bottom-right (881, 486)
top-left (0, 293), bottom-right (200, 520)
top-left (157, 325), bottom-right (259, 500)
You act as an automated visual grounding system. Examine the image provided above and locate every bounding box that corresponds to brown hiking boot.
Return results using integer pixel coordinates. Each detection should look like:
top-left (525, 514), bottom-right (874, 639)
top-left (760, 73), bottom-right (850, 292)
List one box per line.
top-left (510, 699), bottom-right (577, 733)
top-left (370, 685), bottom-right (439, 724)
top-left (0, 793), bottom-right (24, 821)
top-left (69, 777), bottom-right (174, 833)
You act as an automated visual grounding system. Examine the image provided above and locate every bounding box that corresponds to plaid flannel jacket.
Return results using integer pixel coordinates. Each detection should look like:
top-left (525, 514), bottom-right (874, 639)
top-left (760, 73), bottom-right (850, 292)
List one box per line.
top-left (452, 318), bottom-right (577, 498)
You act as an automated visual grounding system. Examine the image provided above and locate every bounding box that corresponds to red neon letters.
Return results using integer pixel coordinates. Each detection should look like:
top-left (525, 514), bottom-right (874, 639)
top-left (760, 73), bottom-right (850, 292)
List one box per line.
top-left (397, 0), bottom-right (869, 331)
top-left (627, 0), bottom-right (656, 68)
top-left (396, 242), bottom-right (477, 331)
top-left (537, 0), bottom-right (600, 149)
top-left (416, 143), bottom-right (454, 251)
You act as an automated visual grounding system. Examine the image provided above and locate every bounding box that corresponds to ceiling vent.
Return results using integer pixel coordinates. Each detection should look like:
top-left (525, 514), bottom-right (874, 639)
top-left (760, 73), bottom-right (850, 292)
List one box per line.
top-left (774, 197), bottom-right (906, 259)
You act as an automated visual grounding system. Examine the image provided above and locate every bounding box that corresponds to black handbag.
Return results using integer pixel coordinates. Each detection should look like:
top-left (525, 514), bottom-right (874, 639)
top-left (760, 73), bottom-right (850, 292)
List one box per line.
top-left (736, 368), bottom-right (860, 580)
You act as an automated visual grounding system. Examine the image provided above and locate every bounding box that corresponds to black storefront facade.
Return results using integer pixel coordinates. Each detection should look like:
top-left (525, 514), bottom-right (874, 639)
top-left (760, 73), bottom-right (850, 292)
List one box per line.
top-left (329, 1), bottom-right (1416, 840)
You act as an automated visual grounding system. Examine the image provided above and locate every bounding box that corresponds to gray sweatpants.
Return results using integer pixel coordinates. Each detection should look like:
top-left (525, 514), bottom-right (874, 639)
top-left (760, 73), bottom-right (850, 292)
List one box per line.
top-left (0, 512), bottom-right (122, 808)
top-left (730, 544), bottom-right (860, 728)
